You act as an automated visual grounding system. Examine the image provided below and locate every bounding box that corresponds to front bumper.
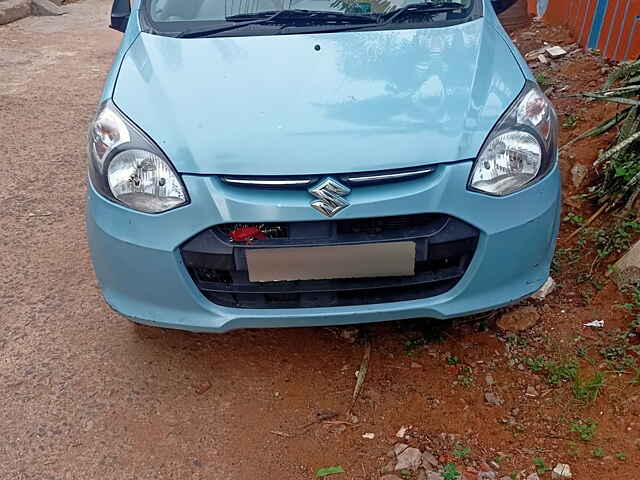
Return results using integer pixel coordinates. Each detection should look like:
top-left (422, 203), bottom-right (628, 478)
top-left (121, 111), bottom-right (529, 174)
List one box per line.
top-left (86, 161), bottom-right (561, 332)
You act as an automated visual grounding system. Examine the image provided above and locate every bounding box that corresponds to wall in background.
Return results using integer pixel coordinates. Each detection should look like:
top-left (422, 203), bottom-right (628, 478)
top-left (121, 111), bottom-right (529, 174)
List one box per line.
top-left (526, 0), bottom-right (640, 61)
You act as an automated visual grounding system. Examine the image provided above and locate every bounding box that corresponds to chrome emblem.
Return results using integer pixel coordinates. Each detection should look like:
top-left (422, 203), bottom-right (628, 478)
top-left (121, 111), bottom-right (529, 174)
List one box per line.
top-left (309, 177), bottom-right (351, 217)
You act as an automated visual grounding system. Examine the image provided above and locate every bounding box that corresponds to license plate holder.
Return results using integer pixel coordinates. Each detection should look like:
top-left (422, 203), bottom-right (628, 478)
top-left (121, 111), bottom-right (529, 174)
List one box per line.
top-left (246, 242), bottom-right (416, 283)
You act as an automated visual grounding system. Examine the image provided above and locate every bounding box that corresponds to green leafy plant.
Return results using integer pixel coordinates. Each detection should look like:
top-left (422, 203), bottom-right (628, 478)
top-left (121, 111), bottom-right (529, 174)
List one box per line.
top-left (404, 337), bottom-right (426, 355)
top-left (453, 444), bottom-right (471, 460)
top-left (443, 463), bottom-right (460, 480)
top-left (571, 419), bottom-right (598, 441)
top-left (572, 371), bottom-right (605, 404)
top-left (546, 360), bottom-right (579, 386)
top-left (532, 457), bottom-right (551, 474)
top-left (564, 212), bottom-right (586, 226)
top-left (599, 330), bottom-right (638, 373)
top-left (616, 451), bottom-right (628, 461)
top-left (446, 354), bottom-right (460, 366)
top-left (457, 367), bottom-right (474, 388)
top-left (399, 469), bottom-right (412, 479)
top-left (563, 114), bottom-right (579, 128)
top-left (536, 72), bottom-right (551, 87)
top-left (570, 60), bottom-right (640, 210)
top-left (525, 356), bottom-right (580, 386)
top-left (592, 448), bottom-right (605, 458)
top-left (525, 355), bottom-right (547, 372)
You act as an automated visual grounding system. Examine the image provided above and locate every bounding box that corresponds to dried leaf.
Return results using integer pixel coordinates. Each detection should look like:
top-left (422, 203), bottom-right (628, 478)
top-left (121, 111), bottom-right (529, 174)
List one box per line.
top-left (562, 108), bottom-right (630, 149)
top-left (595, 130), bottom-right (640, 167)
top-left (350, 339), bottom-right (371, 411)
top-left (582, 93), bottom-right (640, 106)
top-left (316, 465), bottom-right (345, 477)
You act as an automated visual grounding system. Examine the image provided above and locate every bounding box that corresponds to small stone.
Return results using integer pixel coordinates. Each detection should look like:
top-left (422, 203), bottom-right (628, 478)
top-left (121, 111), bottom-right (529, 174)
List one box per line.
top-left (395, 447), bottom-right (422, 471)
top-left (552, 464), bottom-right (572, 479)
top-left (362, 432), bottom-right (375, 439)
top-left (349, 414), bottom-right (360, 424)
top-left (485, 392), bottom-right (504, 406)
top-left (570, 164), bottom-right (588, 188)
top-left (411, 361), bottom-right (423, 369)
top-left (526, 474), bottom-right (541, 480)
top-left (485, 375), bottom-right (495, 386)
top-left (531, 277), bottom-right (556, 301)
top-left (396, 426), bottom-right (408, 438)
top-left (612, 240), bottom-right (640, 288)
top-left (526, 386), bottom-right (539, 397)
top-left (497, 306), bottom-right (540, 332)
top-left (194, 381), bottom-right (212, 395)
top-left (538, 54), bottom-right (549, 64)
top-left (392, 443), bottom-right (409, 456)
top-left (0, 0), bottom-right (31, 25)
top-left (421, 451), bottom-right (439, 469)
top-left (31, 0), bottom-right (65, 16)
top-left (488, 461), bottom-right (500, 471)
top-left (478, 473), bottom-right (497, 480)
top-left (426, 473), bottom-right (444, 480)
top-left (545, 46), bottom-right (568, 58)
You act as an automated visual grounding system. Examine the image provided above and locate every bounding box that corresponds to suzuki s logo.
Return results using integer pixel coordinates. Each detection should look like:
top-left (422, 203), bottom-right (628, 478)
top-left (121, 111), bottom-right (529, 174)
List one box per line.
top-left (309, 177), bottom-right (351, 217)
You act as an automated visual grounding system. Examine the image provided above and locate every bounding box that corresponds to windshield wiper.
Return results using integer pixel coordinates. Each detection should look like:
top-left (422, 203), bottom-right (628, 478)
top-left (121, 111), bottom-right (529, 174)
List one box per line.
top-left (380, 1), bottom-right (467, 25)
top-left (178, 9), bottom-right (377, 38)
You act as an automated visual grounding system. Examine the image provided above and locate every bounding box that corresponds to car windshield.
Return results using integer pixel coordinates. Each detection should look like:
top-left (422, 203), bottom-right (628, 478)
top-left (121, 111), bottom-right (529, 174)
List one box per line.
top-left (142, 0), bottom-right (479, 37)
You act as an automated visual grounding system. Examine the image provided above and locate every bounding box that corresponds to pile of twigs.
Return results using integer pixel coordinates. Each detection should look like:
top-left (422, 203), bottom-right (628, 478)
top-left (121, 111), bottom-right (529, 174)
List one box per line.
top-left (566, 60), bottom-right (640, 212)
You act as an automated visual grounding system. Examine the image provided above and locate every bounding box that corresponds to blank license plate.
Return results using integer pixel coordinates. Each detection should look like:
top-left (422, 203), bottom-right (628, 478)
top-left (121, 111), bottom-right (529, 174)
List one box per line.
top-left (246, 242), bottom-right (415, 283)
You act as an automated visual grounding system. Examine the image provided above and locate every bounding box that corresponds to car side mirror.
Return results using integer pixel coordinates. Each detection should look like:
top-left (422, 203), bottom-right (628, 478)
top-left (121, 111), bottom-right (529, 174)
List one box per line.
top-left (110, 0), bottom-right (131, 32)
top-left (491, 0), bottom-right (518, 15)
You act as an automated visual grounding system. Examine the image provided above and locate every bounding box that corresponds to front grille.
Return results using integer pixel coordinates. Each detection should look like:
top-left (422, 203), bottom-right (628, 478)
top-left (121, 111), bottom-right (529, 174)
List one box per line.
top-left (181, 214), bottom-right (479, 309)
top-left (220, 165), bottom-right (435, 188)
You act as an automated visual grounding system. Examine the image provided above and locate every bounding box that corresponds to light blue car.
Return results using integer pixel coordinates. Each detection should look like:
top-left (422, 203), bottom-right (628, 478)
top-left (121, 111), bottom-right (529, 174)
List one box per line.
top-left (87, 0), bottom-right (560, 332)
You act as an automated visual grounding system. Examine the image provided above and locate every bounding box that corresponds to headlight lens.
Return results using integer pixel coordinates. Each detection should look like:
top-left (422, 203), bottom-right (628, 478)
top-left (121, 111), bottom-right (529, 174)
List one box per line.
top-left (108, 150), bottom-right (187, 214)
top-left (470, 131), bottom-right (541, 196)
top-left (469, 82), bottom-right (557, 196)
top-left (88, 101), bottom-right (188, 213)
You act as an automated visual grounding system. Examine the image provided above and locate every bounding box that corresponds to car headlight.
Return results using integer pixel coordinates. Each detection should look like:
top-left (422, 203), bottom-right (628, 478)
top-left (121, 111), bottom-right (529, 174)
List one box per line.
top-left (469, 81), bottom-right (558, 196)
top-left (88, 100), bottom-right (188, 213)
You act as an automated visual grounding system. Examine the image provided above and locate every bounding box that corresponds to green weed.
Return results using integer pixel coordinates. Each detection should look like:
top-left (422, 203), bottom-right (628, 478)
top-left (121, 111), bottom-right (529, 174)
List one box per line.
top-left (532, 457), bottom-right (551, 474)
top-left (453, 444), bottom-right (471, 460)
top-left (571, 419), bottom-right (598, 441)
top-left (572, 371), bottom-right (605, 404)
top-left (446, 354), bottom-right (460, 366)
top-left (443, 463), bottom-right (460, 480)
top-left (563, 114), bottom-right (579, 128)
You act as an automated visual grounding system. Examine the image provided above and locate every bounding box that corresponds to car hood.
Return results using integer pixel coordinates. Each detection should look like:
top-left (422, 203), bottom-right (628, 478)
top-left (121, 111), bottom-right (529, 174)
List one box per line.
top-left (113, 19), bottom-right (525, 175)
